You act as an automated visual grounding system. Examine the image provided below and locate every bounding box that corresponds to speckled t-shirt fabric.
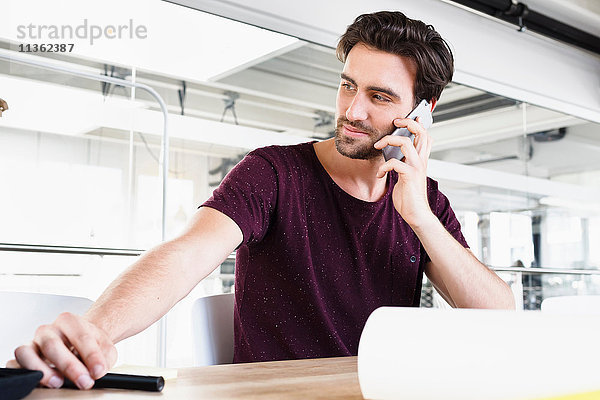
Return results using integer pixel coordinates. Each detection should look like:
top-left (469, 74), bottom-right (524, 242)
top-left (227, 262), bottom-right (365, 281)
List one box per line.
top-left (201, 141), bottom-right (468, 363)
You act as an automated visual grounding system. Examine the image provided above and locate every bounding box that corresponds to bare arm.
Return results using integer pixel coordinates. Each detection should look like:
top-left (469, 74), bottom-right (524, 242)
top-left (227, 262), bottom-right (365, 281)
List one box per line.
top-left (87, 206), bottom-right (242, 342)
top-left (9, 206), bottom-right (242, 389)
top-left (414, 214), bottom-right (515, 309)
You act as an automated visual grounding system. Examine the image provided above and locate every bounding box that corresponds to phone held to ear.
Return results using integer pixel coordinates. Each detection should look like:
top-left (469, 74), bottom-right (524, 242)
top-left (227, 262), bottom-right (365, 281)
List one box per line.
top-left (382, 99), bottom-right (433, 161)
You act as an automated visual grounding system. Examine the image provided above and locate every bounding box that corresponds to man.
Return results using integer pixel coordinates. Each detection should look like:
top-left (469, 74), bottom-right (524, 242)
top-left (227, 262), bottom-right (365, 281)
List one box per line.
top-left (9, 11), bottom-right (514, 389)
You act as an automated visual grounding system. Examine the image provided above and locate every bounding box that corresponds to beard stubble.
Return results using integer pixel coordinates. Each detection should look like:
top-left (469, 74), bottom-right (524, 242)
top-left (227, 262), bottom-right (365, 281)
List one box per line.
top-left (334, 116), bottom-right (394, 160)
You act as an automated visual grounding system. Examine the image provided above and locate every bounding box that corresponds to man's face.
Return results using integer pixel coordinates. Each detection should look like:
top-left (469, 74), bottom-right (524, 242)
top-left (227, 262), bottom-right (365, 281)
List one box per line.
top-left (335, 43), bottom-right (417, 160)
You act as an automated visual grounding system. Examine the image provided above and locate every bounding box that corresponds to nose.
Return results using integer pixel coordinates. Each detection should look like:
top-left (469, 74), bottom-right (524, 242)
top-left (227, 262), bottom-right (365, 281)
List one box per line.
top-left (345, 93), bottom-right (368, 122)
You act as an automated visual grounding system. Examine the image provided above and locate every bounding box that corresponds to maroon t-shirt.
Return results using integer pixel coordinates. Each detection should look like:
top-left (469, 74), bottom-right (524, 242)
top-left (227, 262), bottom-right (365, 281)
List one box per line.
top-left (202, 141), bottom-right (468, 363)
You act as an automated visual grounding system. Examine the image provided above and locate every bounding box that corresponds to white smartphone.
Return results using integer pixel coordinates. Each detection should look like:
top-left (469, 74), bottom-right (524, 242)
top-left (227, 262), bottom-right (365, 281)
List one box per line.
top-left (382, 99), bottom-right (433, 161)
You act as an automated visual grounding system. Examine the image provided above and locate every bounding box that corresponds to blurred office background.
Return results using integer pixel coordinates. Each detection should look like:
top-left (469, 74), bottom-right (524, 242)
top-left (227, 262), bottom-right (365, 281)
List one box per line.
top-left (1, 0), bottom-right (599, 367)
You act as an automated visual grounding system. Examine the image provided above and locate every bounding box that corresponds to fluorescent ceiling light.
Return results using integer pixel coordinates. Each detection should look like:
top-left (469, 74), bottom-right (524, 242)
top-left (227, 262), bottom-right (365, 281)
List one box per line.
top-left (0, 74), bottom-right (312, 151)
top-left (0, 74), bottom-right (143, 136)
top-left (0, 0), bottom-right (299, 82)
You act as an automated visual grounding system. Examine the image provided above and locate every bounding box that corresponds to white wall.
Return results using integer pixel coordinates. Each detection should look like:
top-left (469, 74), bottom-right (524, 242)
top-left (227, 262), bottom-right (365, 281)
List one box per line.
top-left (174, 0), bottom-right (600, 123)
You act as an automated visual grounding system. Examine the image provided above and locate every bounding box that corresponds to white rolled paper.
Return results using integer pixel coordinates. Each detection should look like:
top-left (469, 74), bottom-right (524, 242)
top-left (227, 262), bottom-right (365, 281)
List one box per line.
top-left (357, 307), bottom-right (600, 400)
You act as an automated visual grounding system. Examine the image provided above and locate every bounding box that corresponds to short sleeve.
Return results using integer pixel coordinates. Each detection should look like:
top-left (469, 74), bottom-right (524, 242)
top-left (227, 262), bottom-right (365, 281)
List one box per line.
top-left (422, 178), bottom-right (470, 264)
top-left (201, 152), bottom-right (278, 246)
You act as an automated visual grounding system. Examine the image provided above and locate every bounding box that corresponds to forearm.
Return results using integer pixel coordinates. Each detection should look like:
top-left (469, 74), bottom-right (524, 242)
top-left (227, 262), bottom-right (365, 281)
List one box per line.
top-left (85, 240), bottom-right (201, 343)
top-left (83, 207), bottom-right (241, 344)
top-left (412, 213), bottom-right (515, 309)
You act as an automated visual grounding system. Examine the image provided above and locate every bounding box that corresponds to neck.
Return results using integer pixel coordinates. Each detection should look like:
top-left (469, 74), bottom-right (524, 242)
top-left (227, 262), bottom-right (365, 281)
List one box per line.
top-left (313, 138), bottom-right (388, 202)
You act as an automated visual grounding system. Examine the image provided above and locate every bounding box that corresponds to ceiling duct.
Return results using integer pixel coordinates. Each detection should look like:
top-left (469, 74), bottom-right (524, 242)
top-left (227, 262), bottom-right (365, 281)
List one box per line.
top-left (433, 93), bottom-right (518, 122)
top-left (447, 0), bottom-right (600, 55)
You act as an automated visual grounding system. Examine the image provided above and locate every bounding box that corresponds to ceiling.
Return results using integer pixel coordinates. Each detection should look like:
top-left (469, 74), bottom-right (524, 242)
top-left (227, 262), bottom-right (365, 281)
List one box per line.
top-left (3, 38), bottom-right (599, 164)
top-left (212, 43), bottom-right (600, 185)
top-left (523, 0), bottom-right (600, 38)
top-left (1, 9), bottom-right (599, 214)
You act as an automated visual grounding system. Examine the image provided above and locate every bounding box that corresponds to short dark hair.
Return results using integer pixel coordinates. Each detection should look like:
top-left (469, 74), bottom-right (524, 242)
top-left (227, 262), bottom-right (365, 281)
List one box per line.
top-left (337, 11), bottom-right (454, 105)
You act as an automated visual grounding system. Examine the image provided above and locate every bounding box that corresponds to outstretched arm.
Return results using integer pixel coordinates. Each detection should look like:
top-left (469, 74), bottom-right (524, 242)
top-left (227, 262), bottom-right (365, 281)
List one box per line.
top-left (9, 206), bottom-right (242, 389)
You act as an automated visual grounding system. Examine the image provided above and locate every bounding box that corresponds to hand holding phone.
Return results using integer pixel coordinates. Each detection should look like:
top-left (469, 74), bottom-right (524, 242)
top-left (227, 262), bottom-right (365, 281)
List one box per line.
top-left (382, 99), bottom-right (433, 161)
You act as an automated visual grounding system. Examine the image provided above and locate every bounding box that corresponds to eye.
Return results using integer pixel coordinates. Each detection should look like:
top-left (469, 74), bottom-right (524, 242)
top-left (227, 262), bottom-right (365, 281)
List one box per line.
top-left (373, 94), bottom-right (391, 102)
top-left (341, 82), bottom-right (355, 91)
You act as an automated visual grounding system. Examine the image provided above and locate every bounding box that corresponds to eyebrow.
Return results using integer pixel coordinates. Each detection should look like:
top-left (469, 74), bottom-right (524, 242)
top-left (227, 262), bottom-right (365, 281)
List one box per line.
top-left (340, 73), bottom-right (401, 100)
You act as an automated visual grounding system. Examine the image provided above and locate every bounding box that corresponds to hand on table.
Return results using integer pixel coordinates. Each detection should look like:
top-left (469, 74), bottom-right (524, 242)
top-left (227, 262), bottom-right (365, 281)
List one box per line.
top-left (7, 312), bottom-right (117, 389)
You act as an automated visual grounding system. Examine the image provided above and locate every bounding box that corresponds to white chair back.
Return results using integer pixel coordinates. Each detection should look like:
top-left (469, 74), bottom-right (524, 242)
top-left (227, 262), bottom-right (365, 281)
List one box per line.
top-left (541, 295), bottom-right (600, 315)
top-left (191, 292), bottom-right (235, 366)
top-left (0, 291), bottom-right (92, 366)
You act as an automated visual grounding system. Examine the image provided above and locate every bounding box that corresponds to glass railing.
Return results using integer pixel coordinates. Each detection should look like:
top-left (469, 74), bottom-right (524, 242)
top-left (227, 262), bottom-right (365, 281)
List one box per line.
top-left (4, 242), bottom-right (599, 368)
top-left (420, 266), bottom-right (600, 309)
top-left (0, 242), bottom-right (231, 367)
top-left (5, 242), bottom-right (599, 311)
top-left (492, 266), bottom-right (600, 310)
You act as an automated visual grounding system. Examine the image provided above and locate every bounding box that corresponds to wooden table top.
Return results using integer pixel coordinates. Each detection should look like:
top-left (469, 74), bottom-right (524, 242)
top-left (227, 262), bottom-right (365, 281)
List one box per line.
top-left (28, 356), bottom-right (364, 399)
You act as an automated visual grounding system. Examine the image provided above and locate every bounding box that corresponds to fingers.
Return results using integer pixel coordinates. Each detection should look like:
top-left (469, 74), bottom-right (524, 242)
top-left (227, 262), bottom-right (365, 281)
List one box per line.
top-left (34, 323), bottom-right (95, 389)
top-left (14, 341), bottom-right (65, 388)
top-left (424, 133), bottom-right (433, 161)
top-left (6, 359), bottom-right (21, 368)
top-left (375, 117), bottom-right (433, 177)
top-left (389, 116), bottom-right (433, 164)
top-left (415, 116), bottom-right (434, 163)
top-left (14, 312), bottom-right (117, 390)
top-left (393, 117), bottom-right (426, 138)
top-left (376, 157), bottom-right (410, 179)
top-left (414, 133), bottom-right (425, 158)
top-left (52, 312), bottom-right (113, 384)
top-left (375, 134), bottom-right (421, 167)
top-left (60, 318), bottom-right (109, 379)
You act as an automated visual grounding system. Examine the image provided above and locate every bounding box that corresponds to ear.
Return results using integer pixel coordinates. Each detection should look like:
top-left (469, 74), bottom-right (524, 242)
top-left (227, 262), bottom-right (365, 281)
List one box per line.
top-left (429, 98), bottom-right (437, 112)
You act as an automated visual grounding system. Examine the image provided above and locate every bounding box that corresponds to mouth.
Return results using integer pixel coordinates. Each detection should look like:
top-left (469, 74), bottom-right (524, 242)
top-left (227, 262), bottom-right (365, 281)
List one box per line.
top-left (342, 124), bottom-right (369, 138)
